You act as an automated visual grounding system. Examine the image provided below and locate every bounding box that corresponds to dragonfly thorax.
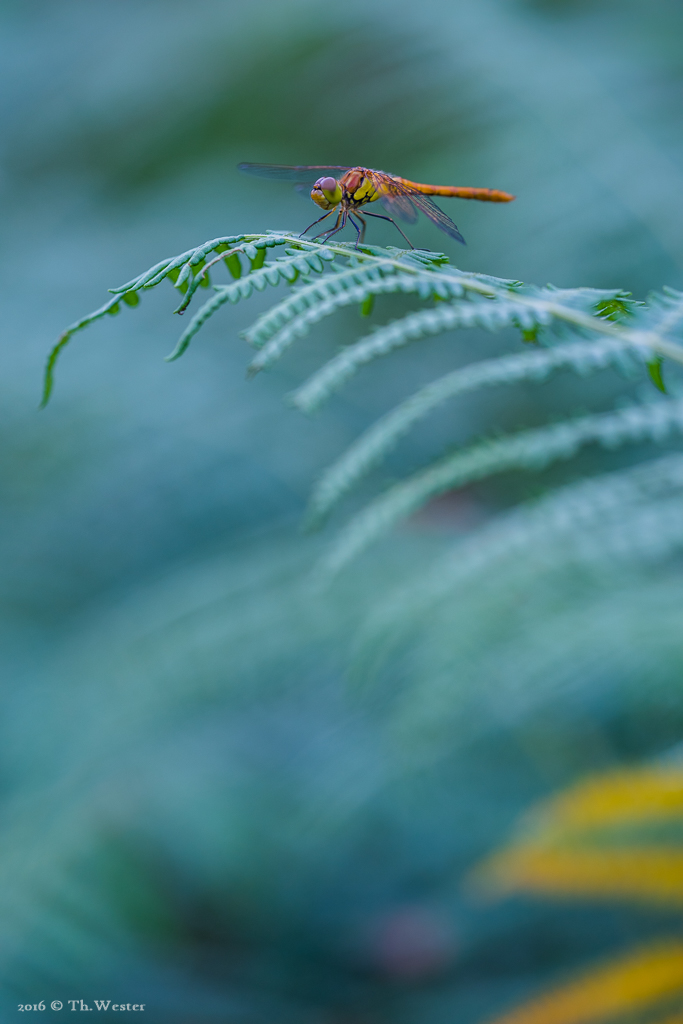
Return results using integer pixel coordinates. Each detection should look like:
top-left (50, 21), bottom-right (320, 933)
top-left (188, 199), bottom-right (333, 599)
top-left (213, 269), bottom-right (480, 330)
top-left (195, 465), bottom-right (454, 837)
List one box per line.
top-left (340, 168), bottom-right (381, 207)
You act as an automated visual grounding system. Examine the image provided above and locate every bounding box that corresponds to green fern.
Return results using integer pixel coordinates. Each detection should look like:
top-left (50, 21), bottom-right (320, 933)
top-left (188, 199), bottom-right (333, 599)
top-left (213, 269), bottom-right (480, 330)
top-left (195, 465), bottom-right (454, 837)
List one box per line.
top-left (43, 231), bottom-right (683, 577)
top-left (303, 336), bottom-right (659, 524)
top-left (361, 450), bottom-right (683, 638)
top-left (313, 398), bottom-right (683, 574)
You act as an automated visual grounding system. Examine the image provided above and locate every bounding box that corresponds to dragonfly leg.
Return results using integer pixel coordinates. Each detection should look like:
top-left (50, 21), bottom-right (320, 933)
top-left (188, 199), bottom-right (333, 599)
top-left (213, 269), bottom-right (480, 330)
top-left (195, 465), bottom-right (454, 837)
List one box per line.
top-left (348, 213), bottom-right (365, 248)
top-left (355, 213), bottom-right (367, 243)
top-left (319, 208), bottom-right (348, 243)
top-left (362, 210), bottom-right (414, 249)
top-left (311, 210), bottom-right (341, 240)
top-left (300, 209), bottom-right (335, 237)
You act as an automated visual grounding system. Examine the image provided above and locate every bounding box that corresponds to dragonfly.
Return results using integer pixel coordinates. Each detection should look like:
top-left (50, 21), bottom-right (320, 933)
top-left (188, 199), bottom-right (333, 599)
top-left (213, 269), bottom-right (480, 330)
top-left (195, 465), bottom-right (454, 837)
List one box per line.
top-left (238, 163), bottom-right (515, 248)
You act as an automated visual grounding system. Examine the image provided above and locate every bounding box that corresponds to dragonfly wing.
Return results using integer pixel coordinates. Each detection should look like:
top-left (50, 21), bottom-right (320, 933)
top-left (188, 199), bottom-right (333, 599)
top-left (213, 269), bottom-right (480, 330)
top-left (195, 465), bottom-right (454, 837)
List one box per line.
top-left (238, 163), bottom-right (351, 184)
top-left (368, 171), bottom-right (465, 243)
top-left (408, 191), bottom-right (466, 244)
top-left (379, 193), bottom-right (419, 224)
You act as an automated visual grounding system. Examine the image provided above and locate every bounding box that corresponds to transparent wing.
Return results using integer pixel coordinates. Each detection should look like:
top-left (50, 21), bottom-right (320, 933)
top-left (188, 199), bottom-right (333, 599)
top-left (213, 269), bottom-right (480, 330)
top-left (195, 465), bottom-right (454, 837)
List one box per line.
top-left (405, 190), bottom-right (466, 244)
top-left (238, 163), bottom-right (352, 184)
top-left (369, 171), bottom-right (466, 244)
top-left (379, 193), bottom-right (419, 224)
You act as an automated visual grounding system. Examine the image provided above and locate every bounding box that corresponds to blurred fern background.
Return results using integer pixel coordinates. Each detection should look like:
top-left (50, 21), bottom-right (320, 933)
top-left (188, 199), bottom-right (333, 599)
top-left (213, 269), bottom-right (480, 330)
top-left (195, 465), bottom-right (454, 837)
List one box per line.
top-left (4, 0), bottom-right (683, 1020)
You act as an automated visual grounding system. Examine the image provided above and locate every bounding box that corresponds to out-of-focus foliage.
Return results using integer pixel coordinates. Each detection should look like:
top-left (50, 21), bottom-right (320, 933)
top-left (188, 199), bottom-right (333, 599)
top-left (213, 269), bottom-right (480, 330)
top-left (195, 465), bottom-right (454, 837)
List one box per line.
top-left (474, 765), bottom-right (683, 905)
top-left (486, 941), bottom-right (683, 1024)
top-left (4, 0), bottom-right (683, 1021)
top-left (471, 767), bottom-right (683, 1024)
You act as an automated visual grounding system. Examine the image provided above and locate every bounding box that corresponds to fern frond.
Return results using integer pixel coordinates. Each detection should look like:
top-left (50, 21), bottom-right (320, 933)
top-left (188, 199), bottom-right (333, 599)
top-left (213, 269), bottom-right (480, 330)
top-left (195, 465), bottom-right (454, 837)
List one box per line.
top-left (306, 335), bottom-right (653, 512)
top-left (289, 297), bottom-right (540, 413)
top-left (41, 292), bottom-right (126, 408)
top-left (165, 250), bottom-right (332, 362)
top-left (42, 232), bottom-right (322, 404)
top-left (44, 233), bottom-right (683, 588)
top-left (290, 287), bottom-right (649, 414)
top-left (370, 452), bottom-right (683, 628)
top-left (637, 286), bottom-right (683, 336)
top-left (242, 260), bottom-right (518, 374)
top-left (41, 232), bottom-right (253, 405)
top-left (241, 260), bottom-right (400, 350)
top-left (247, 273), bottom-right (509, 376)
top-left (43, 231), bottom-right (683, 410)
top-left (245, 268), bottom-right (407, 376)
top-left (107, 235), bottom-right (251, 294)
top-left (317, 398), bottom-right (683, 576)
top-left (240, 246), bottom-right (469, 346)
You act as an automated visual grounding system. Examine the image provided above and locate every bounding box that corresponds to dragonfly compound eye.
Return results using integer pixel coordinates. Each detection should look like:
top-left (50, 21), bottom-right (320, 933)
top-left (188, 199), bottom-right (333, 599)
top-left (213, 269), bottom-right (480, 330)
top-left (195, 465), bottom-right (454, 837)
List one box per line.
top-left (311, 177), bottom-right (342, 210)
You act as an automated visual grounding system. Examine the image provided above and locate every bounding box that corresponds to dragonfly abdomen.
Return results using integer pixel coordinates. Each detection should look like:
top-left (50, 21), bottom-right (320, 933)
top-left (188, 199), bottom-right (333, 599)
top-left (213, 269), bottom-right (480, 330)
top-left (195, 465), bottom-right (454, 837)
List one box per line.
top-left (393, 177), bottom-right (515, 202)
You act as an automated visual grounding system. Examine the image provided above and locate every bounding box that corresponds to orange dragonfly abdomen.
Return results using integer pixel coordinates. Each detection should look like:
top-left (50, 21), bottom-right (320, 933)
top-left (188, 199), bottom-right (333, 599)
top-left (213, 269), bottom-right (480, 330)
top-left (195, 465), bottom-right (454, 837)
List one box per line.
top-left (392, 177), bottom-right (515, 203)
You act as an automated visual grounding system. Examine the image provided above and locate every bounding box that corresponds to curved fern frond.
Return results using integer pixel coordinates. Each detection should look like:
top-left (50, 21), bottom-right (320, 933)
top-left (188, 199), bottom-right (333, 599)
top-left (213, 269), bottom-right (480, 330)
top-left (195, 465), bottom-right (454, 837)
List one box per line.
top-left (636, 286), bottom-right (683, 337)
top-left (42, 232), bottom-right (327, 405)
top-left (243, 258), bottom-right (522, 375)
top-left (44, 231), bottom-right (683, 581)
top-left (317, 398), bottom-right (683, 578)
top-left (165, 249), bottom-right (332, 362)
top-left (289, 297), bottom-right (539, 413)
top-left (241, 259), bottom-right (401, 350)
top-left (367, 452), bottom-right (683, 637)
top-left (306, 335), bottom-right (653, 516)
top-left (246, 273), bottom-right (500, 377)
top-left (290, 286), bottom-right (645, 413)
top-left (246, 269), bottom-right (409, 376)
top-left (42, 292), bottom-right (127, 409)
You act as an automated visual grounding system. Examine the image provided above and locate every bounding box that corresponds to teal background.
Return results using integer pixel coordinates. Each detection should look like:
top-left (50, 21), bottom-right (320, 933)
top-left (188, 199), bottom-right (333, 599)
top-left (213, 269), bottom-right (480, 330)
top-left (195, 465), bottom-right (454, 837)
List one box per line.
top-left (2, 1), bottom-right (683, 1020)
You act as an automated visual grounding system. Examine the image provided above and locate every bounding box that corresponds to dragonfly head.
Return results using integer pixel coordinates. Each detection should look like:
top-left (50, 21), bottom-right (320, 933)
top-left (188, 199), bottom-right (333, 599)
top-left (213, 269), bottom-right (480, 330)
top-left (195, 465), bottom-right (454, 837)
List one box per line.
top-left (311, 176), bottom-right (342, 210)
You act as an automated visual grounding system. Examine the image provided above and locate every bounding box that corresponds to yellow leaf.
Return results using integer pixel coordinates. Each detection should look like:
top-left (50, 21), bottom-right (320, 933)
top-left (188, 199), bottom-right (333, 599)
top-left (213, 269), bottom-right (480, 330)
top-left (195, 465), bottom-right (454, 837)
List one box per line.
top-left (520, 769), bottom-right (683, 841)
top-left (497, 770), bottom-right (683, 847)
top-left (470, 767), bottom-right (683, 905)
top-left (473, 846), bottom-right (683, 904)
top-left (485, 942), bottom-right (683, 1024)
